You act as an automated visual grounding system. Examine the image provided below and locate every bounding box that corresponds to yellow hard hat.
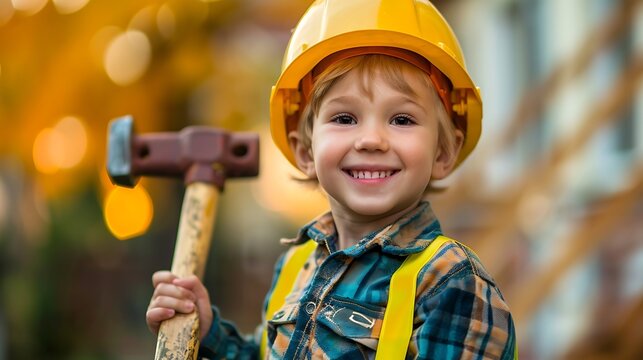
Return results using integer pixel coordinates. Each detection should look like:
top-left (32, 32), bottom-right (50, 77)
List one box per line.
top-left (270, 0), bottom-right (482, 169)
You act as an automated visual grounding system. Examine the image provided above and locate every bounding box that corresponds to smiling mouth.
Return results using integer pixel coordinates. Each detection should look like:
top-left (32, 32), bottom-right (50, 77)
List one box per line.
top-left (344, 169), bottom-right (399, 179)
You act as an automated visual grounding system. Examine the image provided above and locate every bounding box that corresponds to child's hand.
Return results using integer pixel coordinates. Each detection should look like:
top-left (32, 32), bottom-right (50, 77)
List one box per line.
top-left (146, 271), bottom-right (214, 340)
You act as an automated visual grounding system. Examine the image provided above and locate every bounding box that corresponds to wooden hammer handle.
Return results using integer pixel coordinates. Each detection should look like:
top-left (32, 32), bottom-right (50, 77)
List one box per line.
top-left (154, 182), bottom-right (219, 360)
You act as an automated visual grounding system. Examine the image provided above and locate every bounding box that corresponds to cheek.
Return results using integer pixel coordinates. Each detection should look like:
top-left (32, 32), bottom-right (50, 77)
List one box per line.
top-left (311, 131), bottom-right (347, 172)
top-left (312, 139), bottom-right (338, 167)
top-left (396, 133), bottom-right (438, 172)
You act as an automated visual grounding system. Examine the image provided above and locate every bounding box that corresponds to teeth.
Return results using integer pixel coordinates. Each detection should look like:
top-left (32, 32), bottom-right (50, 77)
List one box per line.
top-left (349, 170), bottom-right (394, 179)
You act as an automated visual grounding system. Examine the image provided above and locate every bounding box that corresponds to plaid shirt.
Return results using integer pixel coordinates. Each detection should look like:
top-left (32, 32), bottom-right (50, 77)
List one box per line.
top-left (200, 202), bottom-right (516, 359)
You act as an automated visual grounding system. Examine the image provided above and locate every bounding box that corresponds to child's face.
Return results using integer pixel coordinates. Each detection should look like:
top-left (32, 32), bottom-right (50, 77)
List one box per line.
top-left (300, 67), bottom-right (453, 220)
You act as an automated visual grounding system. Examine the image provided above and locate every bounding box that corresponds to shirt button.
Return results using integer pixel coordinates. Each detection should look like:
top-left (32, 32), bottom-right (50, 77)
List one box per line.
top-left (273, 310), bottom-right (285, 319)
top-left (305, 301), bottom-right (316, 315)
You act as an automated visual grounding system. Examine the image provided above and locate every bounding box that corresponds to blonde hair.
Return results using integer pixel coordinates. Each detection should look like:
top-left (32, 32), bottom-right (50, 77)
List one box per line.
top-left (296, 54), bottom-right (461, 188)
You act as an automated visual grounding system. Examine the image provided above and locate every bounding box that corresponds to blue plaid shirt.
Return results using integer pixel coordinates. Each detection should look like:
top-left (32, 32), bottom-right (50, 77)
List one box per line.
top-left (200, 202), bottom-right (516, 359)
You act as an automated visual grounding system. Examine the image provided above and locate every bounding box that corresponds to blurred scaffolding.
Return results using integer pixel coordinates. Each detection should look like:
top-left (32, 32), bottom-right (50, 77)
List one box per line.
top-left (0, 0), bottom-right (641, 359)
top-left (433, 0), bottom-right (643, 359)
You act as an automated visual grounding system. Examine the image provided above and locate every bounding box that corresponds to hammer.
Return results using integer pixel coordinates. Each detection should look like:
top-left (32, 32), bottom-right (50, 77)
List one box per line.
top-left (106, 115), bottom-right (259, 359)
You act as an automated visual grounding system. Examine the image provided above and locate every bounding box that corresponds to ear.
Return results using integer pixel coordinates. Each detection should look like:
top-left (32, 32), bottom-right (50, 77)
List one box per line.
top-left (288, 130), bottom-right (317, 178)
top-left (431, 129), bottom-right (464, 180)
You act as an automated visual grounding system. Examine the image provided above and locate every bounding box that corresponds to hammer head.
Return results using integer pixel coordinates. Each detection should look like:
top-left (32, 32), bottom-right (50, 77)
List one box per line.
top-left (107, 115), bottom-right (137, 187)
top-left (106, 115), bottom-right (260, 189)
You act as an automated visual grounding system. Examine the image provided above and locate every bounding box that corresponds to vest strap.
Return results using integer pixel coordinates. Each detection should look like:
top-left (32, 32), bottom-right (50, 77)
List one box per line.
top-left (375, 235), bottom-right (450, 359)
top-left (260, 240), bottom-right (317, 358)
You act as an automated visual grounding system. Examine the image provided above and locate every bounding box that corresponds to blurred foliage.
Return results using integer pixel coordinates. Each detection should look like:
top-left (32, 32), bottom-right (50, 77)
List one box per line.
top-left (0, 0), bottom-right (311, 358)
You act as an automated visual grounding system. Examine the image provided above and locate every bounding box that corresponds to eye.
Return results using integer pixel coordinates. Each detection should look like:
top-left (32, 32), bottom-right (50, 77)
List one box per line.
top-left (390, 114), bottom-right (416, 126)
top-left (330, 113), bottom-right (357, 125)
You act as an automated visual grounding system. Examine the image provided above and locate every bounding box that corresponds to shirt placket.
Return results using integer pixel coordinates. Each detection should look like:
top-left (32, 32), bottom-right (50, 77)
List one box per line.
top-left (287, 247), bottom-right (352, 359)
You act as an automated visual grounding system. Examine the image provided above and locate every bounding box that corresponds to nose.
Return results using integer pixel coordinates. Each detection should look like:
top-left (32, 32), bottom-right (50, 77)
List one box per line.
top-left (354, 123), bottom-right (389, 152)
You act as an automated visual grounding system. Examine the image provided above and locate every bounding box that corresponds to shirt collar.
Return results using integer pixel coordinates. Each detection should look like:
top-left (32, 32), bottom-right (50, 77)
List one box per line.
top-left (280, 201), bottom-right (443, 256)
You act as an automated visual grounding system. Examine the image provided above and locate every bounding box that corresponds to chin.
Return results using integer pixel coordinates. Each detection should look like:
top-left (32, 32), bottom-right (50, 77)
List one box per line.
top-left (344, 199), bottom-right (408, 218)
top-left (351, 206), bottom-right (391, 217)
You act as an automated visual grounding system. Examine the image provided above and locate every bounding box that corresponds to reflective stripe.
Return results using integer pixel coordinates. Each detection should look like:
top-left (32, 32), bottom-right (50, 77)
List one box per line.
top-left (375, 235), bottom-right (450, 359)
top-left (260, 240), bottom-right (317, 358)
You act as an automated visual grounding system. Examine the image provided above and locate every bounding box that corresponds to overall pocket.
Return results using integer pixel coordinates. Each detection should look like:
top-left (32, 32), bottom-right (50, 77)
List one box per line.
top-left (316, 295), bottom-right (386, 351)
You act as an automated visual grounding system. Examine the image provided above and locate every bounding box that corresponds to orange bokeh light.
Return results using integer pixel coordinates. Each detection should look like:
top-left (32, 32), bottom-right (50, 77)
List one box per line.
top-left (103, 185), bottom-right (154, 240)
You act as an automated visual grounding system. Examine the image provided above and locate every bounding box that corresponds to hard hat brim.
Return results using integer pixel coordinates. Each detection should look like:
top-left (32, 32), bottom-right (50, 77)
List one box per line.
top-left (270, 30), bottom-right (482, 171)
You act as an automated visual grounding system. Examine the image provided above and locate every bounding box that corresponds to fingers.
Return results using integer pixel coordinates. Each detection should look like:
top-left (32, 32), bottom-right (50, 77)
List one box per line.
top-left (148, 272), bottom-right (213, 340)
top-left (153, 281), bottom-right (197, 303)
top-left (173, 275), bottom-right (210, 305)
top-left (152, 270), bottom-right (176, 288)
top-left (146, 307), bottom-right (175, 335)
top-left (172, 275), bottom-right (214, 339)
top-left (149, 279), bottom-right (197, 314)
top-left (148, 271), bottom-right (195, 328)
top-left (147, 276), bottom-right (198, 335)
top-left (173, 276), bottom-right (212, 315)
top-left (151, 271), bottom-right (199, 307)
top-left (149, 292), bottom-right (196, 314)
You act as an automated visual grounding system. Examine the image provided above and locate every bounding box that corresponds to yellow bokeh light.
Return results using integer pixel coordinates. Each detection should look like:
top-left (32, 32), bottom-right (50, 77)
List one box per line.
top-left (11, 0), bottom-right (47, 15)
top-left (53, 116), bottom-right (87, 169)
top-left (103, 185), bottom-right (154, 240)
top-left (0, 1), bottom-right (14, 25)
top-left (90, 26), bottom-right (120, 66)
top-left (156, 4), bottom-right (175, 39)
top-left (52, 0), bottom-right (90, 14)
top-left (103, 30), bottom-right (151, 86)
top-left (33, 128), bottom-right (63, 174)
top-left (129, 5), bottom-right (154, 32)
top-left (32, 116), bottom-right (88, 174)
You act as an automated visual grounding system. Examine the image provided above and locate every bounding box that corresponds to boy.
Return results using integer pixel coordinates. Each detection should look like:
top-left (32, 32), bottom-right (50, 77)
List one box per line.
top-left (147, 0), bottom-right (516, 358)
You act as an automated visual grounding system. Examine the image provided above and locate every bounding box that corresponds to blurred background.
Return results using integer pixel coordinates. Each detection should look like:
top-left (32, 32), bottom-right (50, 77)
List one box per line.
top-left (0, 0), bottom-right (641, 359)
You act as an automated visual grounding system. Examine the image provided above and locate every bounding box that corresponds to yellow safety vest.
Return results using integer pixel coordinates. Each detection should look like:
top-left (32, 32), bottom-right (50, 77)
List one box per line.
top-left (260, 236), bottom-right (517, 359)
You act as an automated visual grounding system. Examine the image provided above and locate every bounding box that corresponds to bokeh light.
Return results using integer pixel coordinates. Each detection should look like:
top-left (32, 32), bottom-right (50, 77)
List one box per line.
top-left (33, 128), bottom-right (61, 174)
top-left (11, 0), bottom-right (47, 15)
top-left (129, 5), bottom-right (155, 32)
top-left (156, 3), bottom-right (175, 39)
top-left (53, 116), bottom-right (87, 169)
top-left (103, 185), bottom-right (153, 240)
top-left (32, 116), bottom-right (88, 174)
top-left (0, 0), bottom-right (15, 25)
top-left (52, 0), bottom-right (90, 14)
top-left (103, 30), bottom-right (151, 86)
top-left (90, 25), bottom-right (120, 66)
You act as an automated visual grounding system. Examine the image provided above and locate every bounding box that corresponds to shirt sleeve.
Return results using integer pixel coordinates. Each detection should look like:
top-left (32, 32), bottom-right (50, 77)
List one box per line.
top-left (410, 261), bottom-right (516, 359)
top-left (198, 252), bottom-right (288, 359)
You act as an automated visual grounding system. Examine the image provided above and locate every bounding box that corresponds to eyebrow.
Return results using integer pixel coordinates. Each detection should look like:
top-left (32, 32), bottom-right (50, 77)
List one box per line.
top-left (397, 97), bottom-right (427, 113)
top-left (325, 93), bottom-right (423, 105)
top-left (324, 95), bottom-right (359, 105)
top-left (323, 92), bottom-right (429, 114)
